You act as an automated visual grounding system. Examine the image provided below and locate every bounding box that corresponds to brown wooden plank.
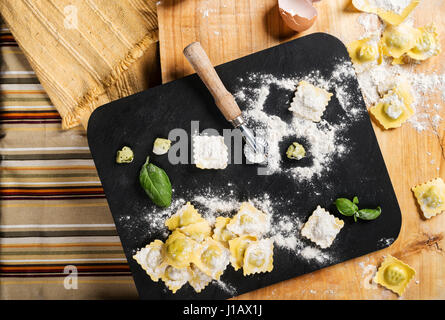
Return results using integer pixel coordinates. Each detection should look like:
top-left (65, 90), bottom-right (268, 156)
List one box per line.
top-left (158, 0), bottom-right (445, 299)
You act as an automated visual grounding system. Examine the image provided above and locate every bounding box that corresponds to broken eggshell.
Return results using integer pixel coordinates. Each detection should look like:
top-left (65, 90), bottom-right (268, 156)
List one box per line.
top-left (278, 0), bottom-right (319, 32)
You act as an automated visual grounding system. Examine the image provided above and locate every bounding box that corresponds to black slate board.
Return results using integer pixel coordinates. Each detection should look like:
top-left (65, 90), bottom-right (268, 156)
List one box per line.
top-left (87, 33), bottom-right (401, 300)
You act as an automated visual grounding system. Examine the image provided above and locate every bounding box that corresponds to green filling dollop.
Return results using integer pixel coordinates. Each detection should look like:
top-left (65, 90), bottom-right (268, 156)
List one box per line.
top-left (286, 142), bottom-right (306, 160)
top-left (116, 146), bottom-right (134, 164)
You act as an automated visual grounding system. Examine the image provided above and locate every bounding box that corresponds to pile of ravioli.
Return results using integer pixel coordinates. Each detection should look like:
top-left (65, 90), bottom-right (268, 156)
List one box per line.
top-left (347, 0), bottom-right (441, 130)
top-left (133, 201), bottom-right (273, 294)
top-left (349, 0), bottom-right (440, 66)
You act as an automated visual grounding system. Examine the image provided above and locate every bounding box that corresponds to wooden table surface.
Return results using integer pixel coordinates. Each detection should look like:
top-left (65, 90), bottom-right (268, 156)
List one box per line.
top-left (157, 0), bottom-right (445, 299)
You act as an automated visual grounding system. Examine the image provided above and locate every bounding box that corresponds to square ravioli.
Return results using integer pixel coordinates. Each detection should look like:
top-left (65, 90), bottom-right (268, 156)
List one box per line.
top-left (226, 202), bottom-right (270, 237)
top-left (289, 81), bottom-right (333, 122)
top-left (165, 202), bottom-right (206, 231)
top-left (177, 220), bottom-right (211, 243)
top-left (242, 238), bottom-right (274, 276)
top-left (352, 0), bottom-right (419, 26)
top-left (407, 24), bottom-right (441, 61)
top-left (161, 265), bottom-right (191, 294)
top-left (228, 235), bottom-right (258, 271)
top-left (193, 135), bottom-right (228, 169)
top-left (212, 216), bottom-right (236, 244)
top-left (188, 264), bottom-right (212, 293)
top-left (374, 255), bottom-right (415, 296)
top-left (301, 206), bottom-right (344, 249)
top-left (412, 177), bottom-right (445, 219)
top-left (347, 37), bottom-right (383, 66)
top-left (370, 82), bottom-right (414, 129)
top-left (133, 239), bottom-right (166, 282)
top-left (194, 237), bottom-right (230, 280)
top-left (381, 23), bottom-right (420, 59)
top-left (164, 230), bottom-right (199, 269)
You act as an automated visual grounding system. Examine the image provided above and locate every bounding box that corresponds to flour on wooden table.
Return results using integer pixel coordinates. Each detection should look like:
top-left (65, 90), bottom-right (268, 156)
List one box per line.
top-left (358, 260), bottom-right (379, 290)
top-left (355, 0), bottom-right (414, 15)
top-left (357, 13), bottom-right (383, 34)
top-left (350, 12), bottom-right (445, 135)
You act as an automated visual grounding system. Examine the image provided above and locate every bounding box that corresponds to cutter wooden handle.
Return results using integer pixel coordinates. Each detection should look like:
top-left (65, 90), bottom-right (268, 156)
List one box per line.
top-left (183, 42), bottom-right (242, 122)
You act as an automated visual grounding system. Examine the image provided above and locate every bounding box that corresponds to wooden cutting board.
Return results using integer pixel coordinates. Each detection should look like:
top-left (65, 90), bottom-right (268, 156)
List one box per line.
top-left (157, 0), bottom-right (445, 299)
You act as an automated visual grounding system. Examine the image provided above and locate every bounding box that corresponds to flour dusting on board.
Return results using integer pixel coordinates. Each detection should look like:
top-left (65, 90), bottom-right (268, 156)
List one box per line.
top-left (121, 189), bottom-right (336, 268)
top-left (121, 59), bottom-right (365, 278)
top-left (122, 57), bottom-right (375, 296)
top-left (234, 60), bottom-right (362, 180)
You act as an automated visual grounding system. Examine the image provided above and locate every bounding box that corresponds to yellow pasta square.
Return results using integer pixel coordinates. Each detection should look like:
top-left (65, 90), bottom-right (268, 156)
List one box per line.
top-left (226, 202), bottom-right (270, 237)
top-left (352, 0), bottom-right (420, 26)
top-left (242, 238), bottom-right (274, 276)
top-left (228, 235), bottom-right (257, 271)
top-left (188, 264), bottom-right (212, 293)
top-left (374, 255), bottom-right (415, 296)
top-left (132, 239), bottom-right (166, 282)
top-left (194, 237), bottom-right (230, 280)
top-left (165, 202), bottom-right (206, 231)
top-left (347, 38), bottom-right (383, 65)
top-left (369, 83), bottom-right (414, 129)
top-left (301, 206), bottom-right (344, 249)
top-left (289, 81), bottom-right (333, 122)
top-left (161, 265), bottom-right (191, 294)
top-left (177, 220), bottom-right (211, 243)
top-left (193, 135), bottom-right (228, 169)
top-left (212, 216), bottom-right (236, 245)
top-left (164, 230), bottom-right (199, 269)
top-left (412, 177), bottom-right (445, 219)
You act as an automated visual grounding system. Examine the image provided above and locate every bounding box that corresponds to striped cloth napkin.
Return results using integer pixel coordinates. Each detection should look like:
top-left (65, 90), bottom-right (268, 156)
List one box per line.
top-left (0, 22), bottom-right (138, 300)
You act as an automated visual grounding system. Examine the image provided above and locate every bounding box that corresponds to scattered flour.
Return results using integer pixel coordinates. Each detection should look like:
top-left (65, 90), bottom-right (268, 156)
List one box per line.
top-left (125, 189), bottom-right (335, 268)
top-left (193, 192), bottom-right (334, 265)
top-left (351, 13), bottom-right (445, 135)
top-left (199, 7), bottom-right (217, 18)
top-left (299, 246), bottom-right (331, 264)
top-left (234, 60), bottom-right (362, 181)
top-left (357, 13), bottom-right (383, 34)
top-left (377, 237), bottom-right (395, 248)
top-left (358, 261), bottom-right (379, 290)
top-left (355, 54), bottom-right (445, 135)
top-left (215, 280), bottom-right (237, 295)
top-left (356, 0), bottom-right (413, 15)
top-left (324, 289), bottom-right (336, 295)
top-left (124, 60), bottom-right (362, 277)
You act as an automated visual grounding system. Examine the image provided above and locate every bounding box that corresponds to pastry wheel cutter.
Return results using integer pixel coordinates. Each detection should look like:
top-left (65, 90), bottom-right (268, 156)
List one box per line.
top-left (183, 42), bottom-right (267, 164)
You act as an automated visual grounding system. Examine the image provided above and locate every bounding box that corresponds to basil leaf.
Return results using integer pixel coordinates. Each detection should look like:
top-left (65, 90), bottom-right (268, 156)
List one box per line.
top-left (139, 157), bottom-right (172, 207)
top-left (353, 196), bottom-right (359, 205)
top-left (335, 198), bottom-right (358, 216)
top-left (356, 207), bottom-right (382, 220)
